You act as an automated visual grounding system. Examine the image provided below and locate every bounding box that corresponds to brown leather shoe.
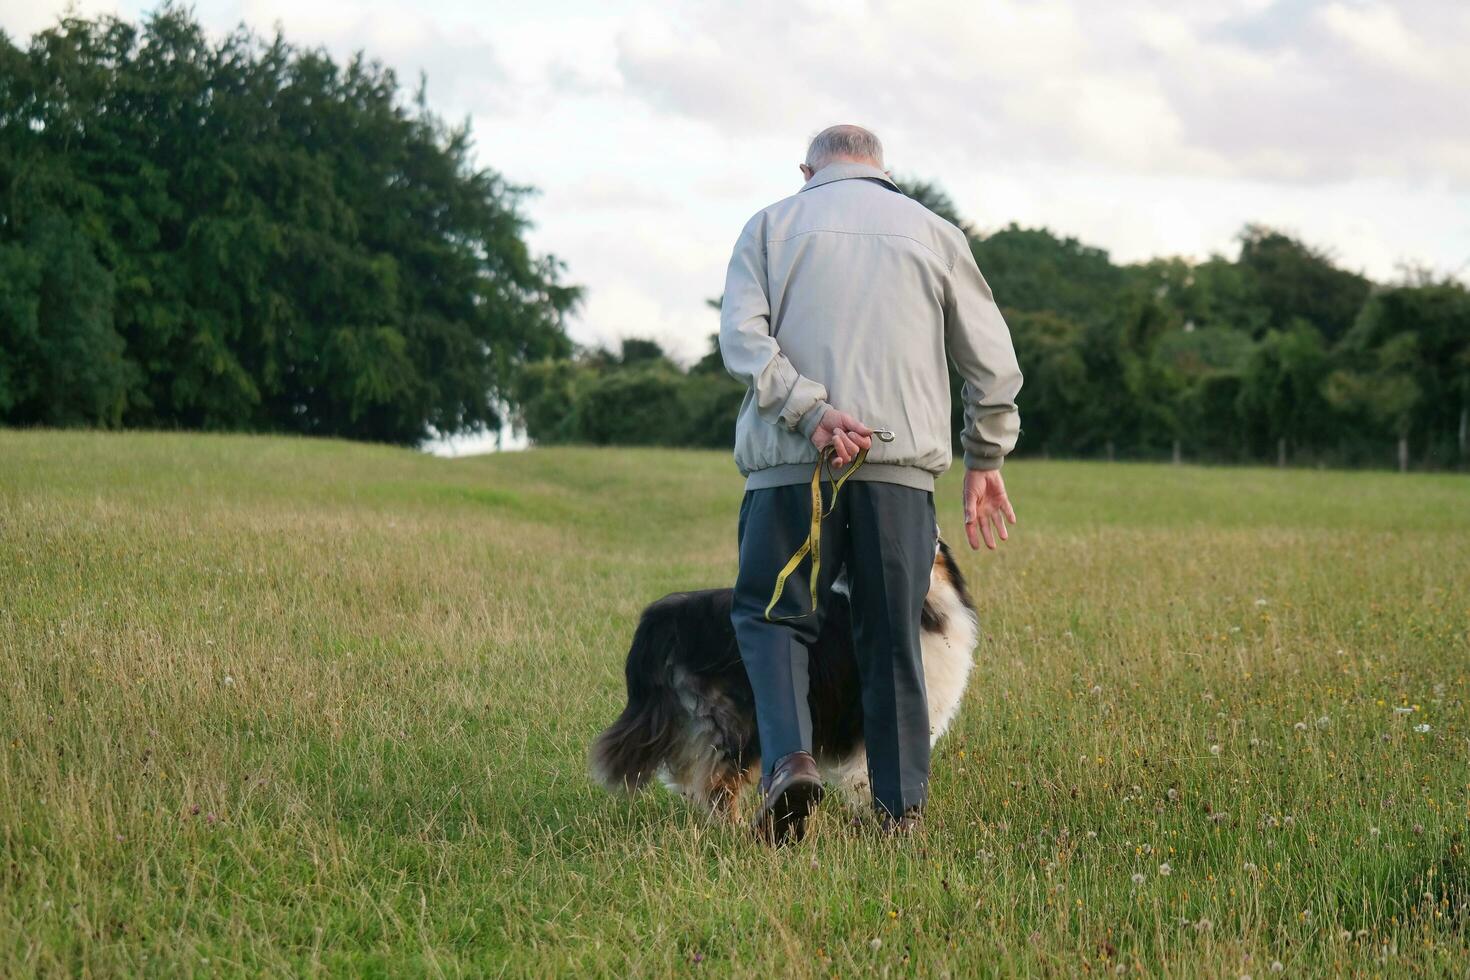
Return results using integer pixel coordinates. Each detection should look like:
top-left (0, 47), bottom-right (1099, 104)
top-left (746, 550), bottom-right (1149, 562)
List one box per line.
top-left (751, 751), bottom-right (824, 845)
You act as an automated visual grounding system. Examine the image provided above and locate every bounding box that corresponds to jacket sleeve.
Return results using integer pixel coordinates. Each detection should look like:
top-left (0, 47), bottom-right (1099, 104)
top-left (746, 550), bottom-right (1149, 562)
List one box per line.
top-left (719, 212), bottom-right (831, 437)
top-left (943, 236), bottom-right (1023, 470)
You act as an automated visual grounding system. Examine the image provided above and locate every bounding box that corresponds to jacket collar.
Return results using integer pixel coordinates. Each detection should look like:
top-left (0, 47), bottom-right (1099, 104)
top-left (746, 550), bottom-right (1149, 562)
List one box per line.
top-left (799, 161), bottom-right (902, 194)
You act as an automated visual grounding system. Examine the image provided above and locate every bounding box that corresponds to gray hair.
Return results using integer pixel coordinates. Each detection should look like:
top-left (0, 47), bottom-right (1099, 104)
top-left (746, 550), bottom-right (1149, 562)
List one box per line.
top-left (804, 125), bottom-right (884, 171)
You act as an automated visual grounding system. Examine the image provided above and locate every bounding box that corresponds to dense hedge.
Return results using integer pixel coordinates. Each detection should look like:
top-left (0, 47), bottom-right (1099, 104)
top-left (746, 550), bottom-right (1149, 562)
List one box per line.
top-left (515, 337), bottom-right (744, 451)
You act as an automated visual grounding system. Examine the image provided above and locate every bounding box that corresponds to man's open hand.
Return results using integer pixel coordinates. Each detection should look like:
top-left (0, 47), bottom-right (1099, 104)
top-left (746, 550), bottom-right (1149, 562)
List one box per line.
top-left (963, 468), bottom-right (1017, 550)
top-left (810, 408), bottom-right (873, 469)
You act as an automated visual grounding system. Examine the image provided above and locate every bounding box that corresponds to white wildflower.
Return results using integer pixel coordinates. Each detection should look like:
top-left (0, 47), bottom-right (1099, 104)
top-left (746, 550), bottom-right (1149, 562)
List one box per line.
top-left (1131, 872), bottom-right (1146, 886)
top-left (1159, 863), bottom-right (1172, 876)
top-left (1414, 723), bottom-right (1430, 734)
top-left (1316, 715), bottom-right (1330, 729)
top-left (1210, 744), bottom-right (1222, 756)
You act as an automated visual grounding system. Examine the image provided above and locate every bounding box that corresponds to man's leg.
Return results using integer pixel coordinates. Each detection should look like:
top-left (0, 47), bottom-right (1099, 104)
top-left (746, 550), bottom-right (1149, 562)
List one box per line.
top-left (731, 485), bottom-right (847, 784)
top-left (845, 482), bottom-right (936, 820)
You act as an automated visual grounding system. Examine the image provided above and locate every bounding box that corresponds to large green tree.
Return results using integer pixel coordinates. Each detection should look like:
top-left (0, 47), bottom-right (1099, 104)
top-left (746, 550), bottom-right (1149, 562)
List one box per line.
top-left (1236, 225), bottom-right (1370, 342)
top-left (1238, 321), bottom-right (1334, 465)
top-left (0, 6), bottom-right (577, 443)
top-left (1327, 279), bottom-right (1470, 469)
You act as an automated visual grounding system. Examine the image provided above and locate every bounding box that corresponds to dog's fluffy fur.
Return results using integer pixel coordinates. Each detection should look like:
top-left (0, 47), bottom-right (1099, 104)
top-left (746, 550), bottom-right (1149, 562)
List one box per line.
top-left (590, 540), bottom-right (978, 818)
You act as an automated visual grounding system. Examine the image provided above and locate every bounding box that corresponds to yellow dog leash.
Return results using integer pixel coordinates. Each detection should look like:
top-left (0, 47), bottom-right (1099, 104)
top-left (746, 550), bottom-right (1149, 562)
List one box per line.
top-left (764, 429), bottom-right (895, 622)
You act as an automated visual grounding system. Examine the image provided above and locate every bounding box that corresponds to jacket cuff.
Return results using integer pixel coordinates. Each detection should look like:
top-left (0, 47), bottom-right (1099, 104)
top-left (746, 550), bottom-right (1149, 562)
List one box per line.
top-left (777, 373), bottom-right (829, 431)
top-left (796, 401), bottom-right (832, 439)
top-left (964, 451), bottom-right (1004, 471)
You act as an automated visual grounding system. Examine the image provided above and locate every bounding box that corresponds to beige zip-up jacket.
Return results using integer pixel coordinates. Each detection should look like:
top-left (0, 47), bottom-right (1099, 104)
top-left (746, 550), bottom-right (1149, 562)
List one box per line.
top-left (719, 161), bottom-right (1023, 492)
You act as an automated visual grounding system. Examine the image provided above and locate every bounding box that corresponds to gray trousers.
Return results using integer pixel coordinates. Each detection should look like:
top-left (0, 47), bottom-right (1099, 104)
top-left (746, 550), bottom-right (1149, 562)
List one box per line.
top-left (731, 480), bottom-right (935, 818)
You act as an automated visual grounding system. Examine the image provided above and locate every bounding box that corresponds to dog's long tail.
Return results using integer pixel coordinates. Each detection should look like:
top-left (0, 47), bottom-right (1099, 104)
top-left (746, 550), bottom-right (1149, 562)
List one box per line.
top-left (589, 604), bottom-right (684, 792)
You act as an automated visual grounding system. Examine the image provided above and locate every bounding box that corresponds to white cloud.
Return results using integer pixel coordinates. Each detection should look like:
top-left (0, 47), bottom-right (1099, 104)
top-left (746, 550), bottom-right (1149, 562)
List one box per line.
top-left (612, 0), bottom-right (1470, 188)
top-left (1318, 2), bottom-right (1450, 81)
top-left (234, 0), bottom-right (517, 114)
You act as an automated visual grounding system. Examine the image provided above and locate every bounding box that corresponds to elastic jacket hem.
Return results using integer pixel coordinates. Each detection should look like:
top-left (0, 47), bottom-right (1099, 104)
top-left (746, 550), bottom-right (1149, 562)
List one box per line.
top-left (743, 461), bottom-right (935, 493)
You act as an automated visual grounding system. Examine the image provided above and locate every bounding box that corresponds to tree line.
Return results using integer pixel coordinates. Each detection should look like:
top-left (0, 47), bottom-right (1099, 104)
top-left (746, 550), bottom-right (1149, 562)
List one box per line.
top-left (520, 182), bottom-right (1470, 471)
top-left (3, 10), bottom-right (1467, 469)
top-left (1, 7), bottom-right (576, 445)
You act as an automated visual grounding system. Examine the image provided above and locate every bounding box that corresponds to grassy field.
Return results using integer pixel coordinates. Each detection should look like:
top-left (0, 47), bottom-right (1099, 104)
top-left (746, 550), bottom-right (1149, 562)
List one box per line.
top-left (2, 431), bottom-right (1468, 977)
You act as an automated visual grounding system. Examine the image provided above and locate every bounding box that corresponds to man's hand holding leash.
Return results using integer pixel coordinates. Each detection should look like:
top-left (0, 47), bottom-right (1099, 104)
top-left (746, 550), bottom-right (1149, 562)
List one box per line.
top-left (809, 408), bottom-right (874, 468)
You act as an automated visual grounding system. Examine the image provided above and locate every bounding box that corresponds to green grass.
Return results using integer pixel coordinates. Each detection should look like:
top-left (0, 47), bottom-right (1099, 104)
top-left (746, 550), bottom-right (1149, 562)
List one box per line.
top-left (2, 430), bottom-right (1468, 977)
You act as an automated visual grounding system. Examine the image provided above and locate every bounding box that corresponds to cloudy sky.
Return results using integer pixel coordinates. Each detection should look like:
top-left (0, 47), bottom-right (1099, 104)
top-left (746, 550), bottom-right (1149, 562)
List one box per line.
top-left (5, 0), bottom-right (1469, 369)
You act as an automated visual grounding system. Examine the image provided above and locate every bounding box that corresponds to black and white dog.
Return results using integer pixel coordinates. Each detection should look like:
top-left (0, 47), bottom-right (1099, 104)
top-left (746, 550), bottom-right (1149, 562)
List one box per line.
top-left (590, 539), bottom-right (979, 819)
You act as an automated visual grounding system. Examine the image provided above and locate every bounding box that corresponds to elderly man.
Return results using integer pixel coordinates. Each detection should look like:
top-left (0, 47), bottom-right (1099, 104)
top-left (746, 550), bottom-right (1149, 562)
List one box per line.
top-left (719, 125), bottom-right (1023, 843)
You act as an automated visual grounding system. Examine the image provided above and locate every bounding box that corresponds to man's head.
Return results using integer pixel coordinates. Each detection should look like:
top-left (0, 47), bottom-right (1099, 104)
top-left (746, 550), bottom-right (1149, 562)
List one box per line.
top-left (800, 124), bottom-right (885, 182)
